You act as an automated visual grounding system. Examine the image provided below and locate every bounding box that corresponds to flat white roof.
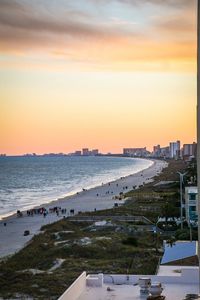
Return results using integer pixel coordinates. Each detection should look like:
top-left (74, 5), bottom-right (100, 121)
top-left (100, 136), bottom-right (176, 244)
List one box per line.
top-left (59, 268), bottom-right (200, 300)
top-left (76, 282), bottom-right (198, 300)
top-left (157, 265), bottom-right (198, 277)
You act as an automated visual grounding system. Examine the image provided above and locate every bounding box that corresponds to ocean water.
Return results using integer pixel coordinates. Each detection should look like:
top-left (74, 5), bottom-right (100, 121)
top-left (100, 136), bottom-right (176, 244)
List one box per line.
top-left (0, 156), bottom-right (153, 219)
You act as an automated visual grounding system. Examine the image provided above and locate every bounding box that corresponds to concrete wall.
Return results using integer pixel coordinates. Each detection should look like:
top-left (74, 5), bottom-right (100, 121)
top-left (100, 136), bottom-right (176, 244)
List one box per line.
top-left (58, 272), bottom-right (86, 300)
top-left (104, 268), bottom-right (199, 285)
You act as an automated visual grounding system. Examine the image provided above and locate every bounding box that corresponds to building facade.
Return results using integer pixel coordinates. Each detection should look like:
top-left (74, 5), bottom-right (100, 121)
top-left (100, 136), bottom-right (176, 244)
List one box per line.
top-left (182, 143), bottom-right (197, 159)
top-left (185, 186), bottom-right (198, 223)
top-left (123, 147), bottom-right (148, 157)
top-left (169, 141), bottom-right (180, 159)
top-left (91, 149), bottom-right (99, 155)
top-left (82, 148), bottom-right (89, 156)
top-left (153, 145), bottom-right (161, 157)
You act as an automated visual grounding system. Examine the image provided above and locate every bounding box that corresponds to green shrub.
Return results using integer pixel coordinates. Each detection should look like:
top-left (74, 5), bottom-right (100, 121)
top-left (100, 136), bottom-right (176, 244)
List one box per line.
top-left (122, 236), bottom-right (138, 247)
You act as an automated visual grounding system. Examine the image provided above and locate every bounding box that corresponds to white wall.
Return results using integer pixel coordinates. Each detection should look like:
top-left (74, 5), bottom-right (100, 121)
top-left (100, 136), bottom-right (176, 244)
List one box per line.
top-left (103, 268), bottom-right (199, 285)
top-left (58, 272), bottom-right (86, 300)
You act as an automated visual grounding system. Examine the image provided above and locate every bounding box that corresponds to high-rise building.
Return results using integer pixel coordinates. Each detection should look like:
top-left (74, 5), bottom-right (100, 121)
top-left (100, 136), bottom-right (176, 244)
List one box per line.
top-left (169, 141), bottom-right (180, 159)
top-left (160, 146), bottom-right (170, 158)
top-left (182, 142), bottom-right (197, 158)
top-left (91, 149), bottom-right (99, 156)
top-left (82, 148), bottom-right (89, 156)
top-left (153, 145), bottom-right (161, 157)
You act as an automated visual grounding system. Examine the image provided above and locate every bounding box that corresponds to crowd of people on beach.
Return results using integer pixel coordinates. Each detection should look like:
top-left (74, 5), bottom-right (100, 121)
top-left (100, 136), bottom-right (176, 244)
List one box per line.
top-left (17, 206), bottom-right (69, 218)
top-left (14, 178), bottom-right (144, 221)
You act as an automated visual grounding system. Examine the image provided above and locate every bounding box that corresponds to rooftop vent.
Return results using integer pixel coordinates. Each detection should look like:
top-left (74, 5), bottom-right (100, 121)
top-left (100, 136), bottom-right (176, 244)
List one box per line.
top-left (148, 282), bottom-right (163, 298)
top-left (138, 278), bottom-right (166, 299)
top-left (138, 277), bottom-right (151, 294)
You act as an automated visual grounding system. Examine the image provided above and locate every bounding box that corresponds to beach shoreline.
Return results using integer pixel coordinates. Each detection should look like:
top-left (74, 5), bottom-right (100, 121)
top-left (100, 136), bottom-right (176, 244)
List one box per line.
top-left (0, 158), bottom-right (168, 258)
top-left (0, 156), bottom-right (153, 221)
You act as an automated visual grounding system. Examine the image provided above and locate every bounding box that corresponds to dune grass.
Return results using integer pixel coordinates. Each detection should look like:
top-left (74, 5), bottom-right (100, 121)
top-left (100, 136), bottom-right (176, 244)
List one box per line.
top-left (0, 159), bottom-right (190, 299)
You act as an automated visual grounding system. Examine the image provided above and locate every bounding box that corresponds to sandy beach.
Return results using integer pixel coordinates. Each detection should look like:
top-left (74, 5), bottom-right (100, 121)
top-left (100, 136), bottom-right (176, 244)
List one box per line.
top-left (0, 159), bottom-right (167, 258)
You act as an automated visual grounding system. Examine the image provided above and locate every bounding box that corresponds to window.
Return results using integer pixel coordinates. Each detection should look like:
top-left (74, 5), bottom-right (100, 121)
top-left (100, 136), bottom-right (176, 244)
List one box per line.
top-left (190, 206), bottom-right (196, 212)
top-left (189, 206), bottom-right (197, 220)
top-left (189, 193), bottom-right (196, 201)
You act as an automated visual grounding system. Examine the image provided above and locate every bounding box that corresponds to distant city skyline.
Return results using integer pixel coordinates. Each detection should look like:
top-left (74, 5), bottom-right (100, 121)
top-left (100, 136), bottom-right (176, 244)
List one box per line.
top-left (0, 0), bottom-right (197, 155)
top-left (1, 139), bottom-right (197, 157)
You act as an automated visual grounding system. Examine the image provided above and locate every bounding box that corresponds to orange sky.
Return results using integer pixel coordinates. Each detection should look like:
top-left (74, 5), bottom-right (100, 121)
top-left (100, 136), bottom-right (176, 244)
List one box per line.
top-left (0, 0), bottom-right (197, 155)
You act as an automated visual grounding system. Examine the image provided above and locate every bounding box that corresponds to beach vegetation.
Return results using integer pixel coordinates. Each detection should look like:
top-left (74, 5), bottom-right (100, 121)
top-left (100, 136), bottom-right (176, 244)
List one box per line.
top-left (175, 228), bottom-right (198, 240)
top-left (122, 236), bottom-right (138, 247)
top-left (0, 159), bottom-right (195, 299)
top-left (0, 220), bottom-right (160, 299)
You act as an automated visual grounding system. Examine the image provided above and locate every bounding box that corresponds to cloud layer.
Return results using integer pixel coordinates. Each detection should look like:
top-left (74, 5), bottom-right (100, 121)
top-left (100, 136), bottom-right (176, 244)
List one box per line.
top-left (0, 0), bottom-right (197, 70)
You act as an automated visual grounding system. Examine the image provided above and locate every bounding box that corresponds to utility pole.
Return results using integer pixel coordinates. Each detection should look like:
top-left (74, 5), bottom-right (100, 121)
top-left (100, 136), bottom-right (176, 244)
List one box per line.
top-left (177, 171), bottom-right (187, 230)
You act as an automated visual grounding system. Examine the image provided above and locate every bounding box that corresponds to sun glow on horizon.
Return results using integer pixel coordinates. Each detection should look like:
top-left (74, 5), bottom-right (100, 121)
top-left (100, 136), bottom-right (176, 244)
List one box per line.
top-left (0, 0), bottom-right (197, 155)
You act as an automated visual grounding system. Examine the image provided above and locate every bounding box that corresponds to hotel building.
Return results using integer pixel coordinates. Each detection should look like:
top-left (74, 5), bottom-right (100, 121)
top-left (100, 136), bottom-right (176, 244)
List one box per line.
top-left (169, 141), bottom-right (180, 159)
top-left (123, 147), bottom-right (148, 157)
top-left (185, 186), bottom-right (198, 224)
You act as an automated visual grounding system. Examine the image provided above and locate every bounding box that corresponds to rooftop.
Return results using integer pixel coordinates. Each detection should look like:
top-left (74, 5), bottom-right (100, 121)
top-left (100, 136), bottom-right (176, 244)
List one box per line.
top-left (58, 267), bottom-right (199, 300)
top-left (76, 283), bottom-right (198, 300)
top-left (161, 241), bottom-right (197, 265)
top-left (157, 265), bottom-right (198, 277)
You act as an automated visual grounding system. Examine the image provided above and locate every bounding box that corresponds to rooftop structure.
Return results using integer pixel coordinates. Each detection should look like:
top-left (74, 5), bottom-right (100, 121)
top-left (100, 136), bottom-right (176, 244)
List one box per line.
top-left (58, 268), bottom-right (199, 300)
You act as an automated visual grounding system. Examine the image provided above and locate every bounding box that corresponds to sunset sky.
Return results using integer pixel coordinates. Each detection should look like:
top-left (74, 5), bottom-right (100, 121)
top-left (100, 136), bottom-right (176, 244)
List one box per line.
top-left (0, 0), bottom-right (197, 155)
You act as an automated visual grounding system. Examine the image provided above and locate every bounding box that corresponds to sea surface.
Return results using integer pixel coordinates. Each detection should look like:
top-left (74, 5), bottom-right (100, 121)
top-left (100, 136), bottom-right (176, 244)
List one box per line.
top-left (0, 156), bottom-right (153, 219)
